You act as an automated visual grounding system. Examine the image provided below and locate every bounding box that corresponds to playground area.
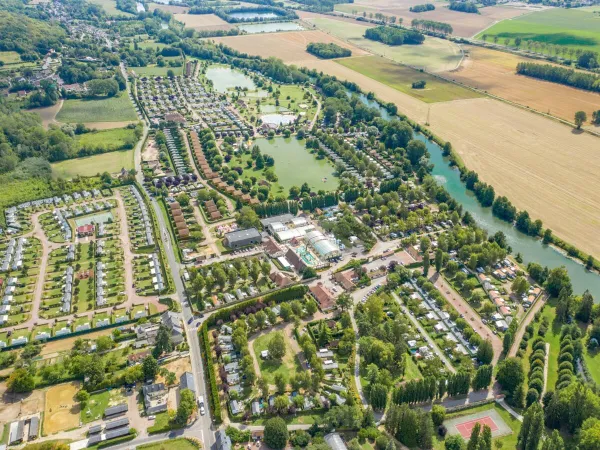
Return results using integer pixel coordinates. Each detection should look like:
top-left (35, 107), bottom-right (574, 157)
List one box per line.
top-left (444, 408), bottom-right (511, 439)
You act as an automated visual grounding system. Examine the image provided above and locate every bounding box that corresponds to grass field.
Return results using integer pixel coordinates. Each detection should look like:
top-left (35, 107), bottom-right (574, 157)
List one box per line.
top-left (337, 55), bottom-right (481, 103)
top-left (174, 13), bottom-right (229, 29)
top-left (87, 0), bottom-right (134, 16)
top-left (57, 95), bottom-right (137, 123)
top-left (443, 45), bottom-right (600, 124)
top-left (132, 64), bottom-right (184, 77)
top-left (77, 128), bottom-right (137, 151)
top-left (44, 382), bottom-right (81, 434)
top-left (252, 331), bottom-right (301, 384)
top-left (307, 16), bottom-right (462, 72)
top-left (139, 438), bottom-right (198, 450)
top-left (81, 389), bottom-right (126, 423)
top-left (51, 150), bottom-right (134, 179)
top-left (0, 51), bottom-right (21, 64)
top-left (475, 8), bottom-right (600, 53)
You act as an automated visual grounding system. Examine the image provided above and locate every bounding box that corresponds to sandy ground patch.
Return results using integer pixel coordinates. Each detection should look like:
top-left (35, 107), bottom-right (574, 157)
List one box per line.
top-left (39, 329), bottom-right (115, 356)
top-left (0, 382), bottom-right (45, 426)
top-left (44, 382), bottom-right (81, 434)
top-left (157, 357), bottom-right (192, 385)
top-left (167, 387), bottom-right (178, 410)
top-left (210, 30), bottom-right (368, 63)
top-left (441, 45), bottom-right (600, 124)
top-left (142, 139), bottom-right (160, 162)
top-left (28, 101), bottom-right (63, 129)
top-left (428, 98), bottom-right (600, 258)
top-left (175, 13), bottom-right (232, 30)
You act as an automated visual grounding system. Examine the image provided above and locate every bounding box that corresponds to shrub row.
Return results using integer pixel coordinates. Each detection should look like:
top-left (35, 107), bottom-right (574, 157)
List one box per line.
top-left (199, 323), bottom-right (222, 424)
top-left (527, 337), bottom-right (546, 406)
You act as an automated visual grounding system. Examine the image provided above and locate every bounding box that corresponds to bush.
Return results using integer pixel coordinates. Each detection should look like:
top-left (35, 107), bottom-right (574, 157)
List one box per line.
top-left (226, 426), bottom-right (251, 444)
top-left (291, 431), bottom-right (311, 447)
top-left (375, 436), bottom-right (389, 450)
top-left (431, 404), bottom-right (446, 426)
top-left (526, 388), bottom-right (539, 406)
top-left (558, 361), bottom-right (573, 373)
top-left (528, 378), bottom-right (543, 393)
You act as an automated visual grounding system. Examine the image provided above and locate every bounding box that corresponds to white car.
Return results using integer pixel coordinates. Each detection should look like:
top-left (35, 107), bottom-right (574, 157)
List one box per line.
top-left (200, 405), bottom-right (205, 415)
top-left (148, 415), bottom-right (156, 420)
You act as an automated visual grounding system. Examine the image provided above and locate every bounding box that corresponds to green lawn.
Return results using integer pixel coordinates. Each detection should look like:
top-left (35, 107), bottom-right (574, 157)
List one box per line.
top-left (404, 354), bottom-right (422, 381)
top-left (538, 302), bottom-right (561, 390)
top-left (252, 331), bottom-right (300, 384)
top-left (87, 0), bottom-right (134, 16)
top-left (230, 137), bottom-right (337, 194)
top-left (435, 403), bottom-right (521, 450)
top-left (77, 128), bottom-right (137, 151)
top-left (51, 149), bottom-right (134, 179)
top-left (138, 438), bottom-right (198, 450)
top-left (475, 8), bottom-right (600, 53)
top-left (0, 51), bottom-right (22, 65)
top-left (132, 64), bottom-right (184, 77)
top-left (81, 389), bottom-right (126, 423)
top-left (337, 55), bottom-right (481, 103)
top-left (147, 412), bottom-right (185, 434)
top-left (307, 17), bottom-right (463, 73)
top-left (57, 95), bottom-right (137, 123)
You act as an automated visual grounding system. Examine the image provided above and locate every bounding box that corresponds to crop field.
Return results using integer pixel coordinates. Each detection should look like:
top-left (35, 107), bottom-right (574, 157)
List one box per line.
top-left (475, 8), bottom-right (600, 53)
top-left (427, 98), bottom-right (600, 259)
top-left (51, 149), bottom-right (135, 179)
top-left (337, 55), bottom-right (481, 102)
top-left (333, 0), bottom-right (527, 37)
top-left (148, 2), bottom-right (189, 14)
top-left (57, 95), bottom-right (137, 123)
top-left (443, 45), bottom-right (600, 123)
top-left (87, 0), bottom-right (134, 16)
top-left (210, 30), bottom-right (368, 64)
top-left (44, 382), bottom-right (81, 434)
top-left (174, 13), bottom-right (232, 30)
top-left (306, 16), bottom-right (462, 72)
top-left (77, 127), bottom-right (137, 150)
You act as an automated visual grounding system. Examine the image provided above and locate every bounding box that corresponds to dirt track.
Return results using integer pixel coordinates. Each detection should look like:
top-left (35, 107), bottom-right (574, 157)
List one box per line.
top-left (443, 46), bottom-right (600, 124)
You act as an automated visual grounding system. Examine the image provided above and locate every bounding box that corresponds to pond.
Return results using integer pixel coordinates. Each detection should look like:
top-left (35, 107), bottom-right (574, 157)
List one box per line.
top-left (228, 11), bottom-right (280, 20)
top-left (355, 93), bottom-right (600, 297)
top-left (254, 137), bottom-right (336, 191)
top-left (205, 66), bottom-right (256, 93)
top-left (237, 22), bottom-right (304, 34)
top-left (261, 113), bottom-right (296, 126)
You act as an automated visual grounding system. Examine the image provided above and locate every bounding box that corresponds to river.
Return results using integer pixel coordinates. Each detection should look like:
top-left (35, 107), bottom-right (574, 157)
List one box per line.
top-left (355, 94), bottom-right (600, 297)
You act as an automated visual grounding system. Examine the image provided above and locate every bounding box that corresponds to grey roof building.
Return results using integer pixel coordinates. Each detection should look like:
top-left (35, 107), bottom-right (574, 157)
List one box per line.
top-left (223, 228), bottom-right (261, 249)
top-left (180, 372), bottom-right (196, 393)
top-left (28, 416), bottom-right (39, 440)
top-left (8, 421), bottom-right (23, 445)
top-left (104, 403), bottom-right (128, 418)
top-left (216, 429), bottom-right (232, 450)
top-left (105, 417), bottom-right (129, 430)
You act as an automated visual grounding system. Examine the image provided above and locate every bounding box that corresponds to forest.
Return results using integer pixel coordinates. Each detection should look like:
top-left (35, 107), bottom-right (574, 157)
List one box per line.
top-left (516, 62), bottom-right (600, 93)
top-left (448, 2), bottom-right (479, 13)
top-left (306, 42), bottom-right (352, 59)
top-left (364, 26), bottom-right (424, 46)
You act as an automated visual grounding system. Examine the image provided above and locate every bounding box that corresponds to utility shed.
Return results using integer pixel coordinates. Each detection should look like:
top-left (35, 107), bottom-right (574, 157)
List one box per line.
top-left (325, 433), bottom-right (348, 450)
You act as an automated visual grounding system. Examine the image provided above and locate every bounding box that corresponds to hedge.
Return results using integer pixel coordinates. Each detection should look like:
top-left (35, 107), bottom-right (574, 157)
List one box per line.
top-left (199, 323), bottom-right (222, 424)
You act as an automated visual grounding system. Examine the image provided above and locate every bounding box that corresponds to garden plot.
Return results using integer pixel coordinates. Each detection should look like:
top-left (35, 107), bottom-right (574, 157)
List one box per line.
top-left (0, 237), bottom-right (42, 330)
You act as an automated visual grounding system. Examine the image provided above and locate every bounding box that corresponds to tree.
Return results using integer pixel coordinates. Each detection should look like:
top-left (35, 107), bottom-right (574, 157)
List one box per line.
top-left (153, 325), bottom-right (173, 358)
top-left (435, 248), bottom-right (444, 273)
top-left (511, 276), bottom-right (528, 296)
top-left (477, 339), bottom-right (494, 365)
top-left (143, 355), bottom-right (158, 381)
top-left (7, 368), bottom-right (34, 393)
top-left (431, 404), bottom-right (446, 426)
top-left (236, 206), bottom-right (261, 229)
top-left (445, 435), bottom-right (465, 450)
top-left (574, 111), bottom-right (587, 129)
top-left (546, 267), bottom-right (572, 298)
top-left (541, 430), bottom-right (564, 450)
top-left (264, 417), bottom-right (289, 449)
top-left (176, 388), bottom-right (196, 425)
top-left (96, 336), bottom-right (113, 352)
top-left (467, 423), bottom-right (480, 450)
top-left (518, 402), bottom-right (544, 450)
top-left (268, 333), bottom-right (286, 360)
top-left (76, 389), bottom-right (90, 407)
top-left (576, 290), bottom-right (594, 323)
top-left (496, 357), bottom-right (524, 398)
top-left (336, 293), bottom-right (353, 311)
top-left (274, 373), bottom-right (287, 393)
top-left (406, 140), bottom-right (427, 166)
top-left (369, 383), bottom-right (388, 410)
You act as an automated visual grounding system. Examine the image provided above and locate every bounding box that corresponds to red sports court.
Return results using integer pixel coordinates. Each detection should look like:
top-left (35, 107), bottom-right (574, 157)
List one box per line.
top-left (455, 415), bottom-right (499, 439)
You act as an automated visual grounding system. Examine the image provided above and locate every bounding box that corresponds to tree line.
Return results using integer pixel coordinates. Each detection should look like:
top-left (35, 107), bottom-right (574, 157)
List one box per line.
top-left (516, 61), bottom-right (600, 93)
top-left (306, 42), bottom-right (352, 59)
top-left (364, 26), bottom-right (425, 46)
top-left (411, 19), bottom-right (453, 35)
top-left (409, 3), bottom-right (435, 12)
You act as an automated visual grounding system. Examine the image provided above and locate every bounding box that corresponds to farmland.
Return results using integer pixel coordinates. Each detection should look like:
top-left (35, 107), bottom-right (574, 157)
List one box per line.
top-left (442, 45), bottom-right (600, 123)
top-left (51, 149), bottom-right (135, 179)
top-left (306, 16), bottom-right (462, 72)
top-left (476, 8), bottom-right (600, 53)
top-left (56, 95), bottom-right (138, 123)
top-left (87, 0), bottom-right (134, 16)
top-left (174, 13), bottom-right (232, 30)
top-left (209, 30), bottom-right (368, 64)
top-left (332, 0), bottom-right (528, 37)
top-left (337, 55), bottom-right (481, 103)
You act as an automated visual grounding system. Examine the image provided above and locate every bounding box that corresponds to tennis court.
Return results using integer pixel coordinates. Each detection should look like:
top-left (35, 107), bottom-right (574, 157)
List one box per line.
top-left (444, 407), bottom-right (511, 439)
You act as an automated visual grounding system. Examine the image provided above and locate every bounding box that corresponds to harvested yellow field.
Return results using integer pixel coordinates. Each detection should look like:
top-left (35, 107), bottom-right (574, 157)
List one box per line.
top-left (442, 46), bottom-right (600, 125)
top-left (44, 382), bottom-right (81, 434)
top-left (428, 98), bottom-right (600, 258)
top-left (174, 13), bottom-right (232, 30)
top-left (210, 30), bottom-right (368, 64)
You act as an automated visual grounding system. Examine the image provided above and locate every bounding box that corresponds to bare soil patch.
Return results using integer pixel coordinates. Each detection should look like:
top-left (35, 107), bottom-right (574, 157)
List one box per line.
top-left (0, 383), bottom-right (45, 425)
top-left (175, 13), bottom-right (232, 30)
top-left (428, 98), bottom-right (600, 258)
top-left (210, 30), bottom-right (368, 63)
top-left (44, 382), bottom-right (81, 434)
top-left (157, 357), bottom-right (192, 385)
top-left (28, 101), bottom-right (63, 129)
top-left (142, 139), bottom-right (160, 162)
top-left (442, 45), bottom-right (600, 123)
top-left (39, 329), bottom-right (114, 356)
